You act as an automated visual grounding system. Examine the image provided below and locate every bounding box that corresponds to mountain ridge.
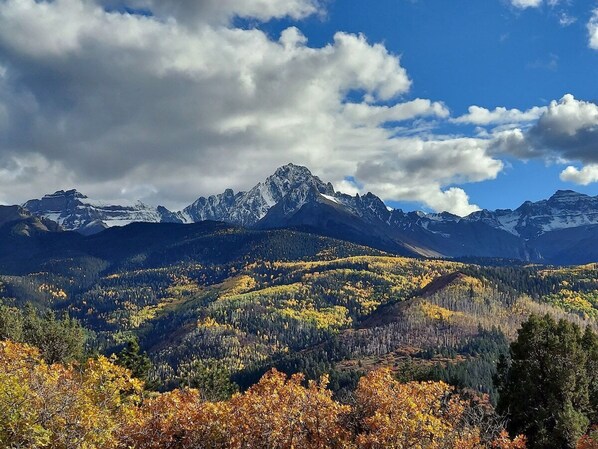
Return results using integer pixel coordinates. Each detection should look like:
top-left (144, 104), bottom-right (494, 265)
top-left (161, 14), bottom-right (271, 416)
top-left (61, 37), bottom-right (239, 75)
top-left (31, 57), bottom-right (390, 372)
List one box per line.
top-left (15, 164), bottom-right (598, 264)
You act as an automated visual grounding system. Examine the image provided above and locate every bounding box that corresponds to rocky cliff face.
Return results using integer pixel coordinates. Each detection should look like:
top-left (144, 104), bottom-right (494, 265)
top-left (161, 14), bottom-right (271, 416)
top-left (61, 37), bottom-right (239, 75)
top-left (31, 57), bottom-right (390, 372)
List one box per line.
top-left (181, 164), bottom-right (335, 226)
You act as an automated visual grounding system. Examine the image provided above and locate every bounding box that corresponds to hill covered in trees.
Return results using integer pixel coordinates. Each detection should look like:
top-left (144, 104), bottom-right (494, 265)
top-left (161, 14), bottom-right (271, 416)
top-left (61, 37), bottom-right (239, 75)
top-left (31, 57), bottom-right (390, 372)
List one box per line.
top-left (1, 223), bottom-right (598, 447)
top-left (1, 225), bottom-right (597, 395)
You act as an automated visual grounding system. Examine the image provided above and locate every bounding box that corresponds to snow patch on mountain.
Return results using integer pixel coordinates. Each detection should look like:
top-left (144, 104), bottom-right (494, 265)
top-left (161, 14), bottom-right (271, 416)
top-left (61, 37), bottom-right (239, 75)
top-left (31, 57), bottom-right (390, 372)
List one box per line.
top-left (23, 189), bottom-right (180, 233)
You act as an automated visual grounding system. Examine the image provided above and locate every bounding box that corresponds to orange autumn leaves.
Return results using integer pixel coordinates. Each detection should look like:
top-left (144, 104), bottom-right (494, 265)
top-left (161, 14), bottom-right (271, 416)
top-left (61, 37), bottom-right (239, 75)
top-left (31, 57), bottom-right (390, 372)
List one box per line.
top-left (578, 428), bottom-right (598, 449)
top-left (353, 369), bottom-right (526, 449)
top-left (0, 340), bottom-right (526, 449)
top-left (123, 368), bottom-right (526, 449)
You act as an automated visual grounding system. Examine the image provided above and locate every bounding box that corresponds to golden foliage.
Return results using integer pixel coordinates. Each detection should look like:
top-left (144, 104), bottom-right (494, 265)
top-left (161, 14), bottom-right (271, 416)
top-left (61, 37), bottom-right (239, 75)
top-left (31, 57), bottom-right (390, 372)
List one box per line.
top-left (227, 370), bottom-right (350, 449)
top-left (419, 302), bottom-right (458, 321)
top-left (0, 342), bottom-right (526, 449)
top-left (0, 340), bottom-right (142, 449)
top-left (118, 388), bottom-right (231, 449)
top-left (355, 368), bottom-right (480, 449)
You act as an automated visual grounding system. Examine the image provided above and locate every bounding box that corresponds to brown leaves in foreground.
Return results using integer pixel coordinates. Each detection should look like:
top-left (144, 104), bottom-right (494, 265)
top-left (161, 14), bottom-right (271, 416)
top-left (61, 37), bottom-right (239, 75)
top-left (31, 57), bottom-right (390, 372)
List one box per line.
top-left (578, 427), bottom-right (598, 449)
top-left (0, 341), bottom-right (528, 449)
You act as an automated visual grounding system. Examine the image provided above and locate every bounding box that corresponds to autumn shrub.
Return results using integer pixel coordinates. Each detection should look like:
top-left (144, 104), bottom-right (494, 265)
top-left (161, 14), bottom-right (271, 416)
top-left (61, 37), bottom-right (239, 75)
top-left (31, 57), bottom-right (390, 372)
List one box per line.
top-left (0, 340), bottom-right (524, 449)
top-left (0, 340), bottom-right (141, 449)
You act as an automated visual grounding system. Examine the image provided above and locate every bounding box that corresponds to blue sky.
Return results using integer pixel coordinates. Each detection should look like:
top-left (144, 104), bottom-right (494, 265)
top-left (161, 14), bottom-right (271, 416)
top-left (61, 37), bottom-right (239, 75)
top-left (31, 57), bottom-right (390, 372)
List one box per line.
top-left (259, 0), bottom-right (598, 210)
top-left (0, 0), bottom-right (597, 214)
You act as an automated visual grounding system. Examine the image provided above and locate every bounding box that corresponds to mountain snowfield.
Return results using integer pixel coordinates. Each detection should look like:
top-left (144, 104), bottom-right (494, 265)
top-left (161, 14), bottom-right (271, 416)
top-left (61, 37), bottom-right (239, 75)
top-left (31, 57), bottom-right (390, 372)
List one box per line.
top-left (23, 189), bottom-right (176, 235)
top-left (17, 164), bottom-right (598, 263)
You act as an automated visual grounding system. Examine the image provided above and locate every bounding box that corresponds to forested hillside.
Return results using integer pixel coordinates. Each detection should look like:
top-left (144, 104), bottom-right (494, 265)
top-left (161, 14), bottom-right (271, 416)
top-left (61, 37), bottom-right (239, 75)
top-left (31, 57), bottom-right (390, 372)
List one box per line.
top-left (1, 224), bottom-right (597, 394)
top-left (1, 223), bottom-right (598, 447)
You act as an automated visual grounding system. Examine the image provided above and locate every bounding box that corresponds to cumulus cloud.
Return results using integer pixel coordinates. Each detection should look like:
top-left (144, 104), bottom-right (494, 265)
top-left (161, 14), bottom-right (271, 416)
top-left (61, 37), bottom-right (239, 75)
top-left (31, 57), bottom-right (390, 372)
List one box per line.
top-left (492, 95), bottom-right (598, 159)
top-left (489, 94), bottom-right (598, 185)
top-left (10, 0), bottom-right (597, 213)
top-left (342, 99), bottom-right (449, 127)
top-left (589, 9), bottom-right (598, 50)
top-left (0, 0), bottom-right (501, 215)
top-left (534, 94), bottom-right (598, 137)
top-left (354, 138), bottom-right (503, 216)
top-left (453, 105), bottom-right (546, 126)
top-left (560, 165), bottom-right (598, 185)
top-left (4, 0), bottom-right (596, 214)
top-left (101, 0), bottom-right (323, 24)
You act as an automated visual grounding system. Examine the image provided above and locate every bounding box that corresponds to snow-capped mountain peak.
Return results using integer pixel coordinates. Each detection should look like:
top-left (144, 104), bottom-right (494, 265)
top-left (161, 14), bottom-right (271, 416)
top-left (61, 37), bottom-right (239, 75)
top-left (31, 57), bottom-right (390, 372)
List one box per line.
top-left (19, 165), bottom-right (598, 265)
top-left (463, 190), bottom-right (598, 239)
top-left (182, 163), bottom-right (335, 226)
top-left (23, 189), bottom-right (180, 235)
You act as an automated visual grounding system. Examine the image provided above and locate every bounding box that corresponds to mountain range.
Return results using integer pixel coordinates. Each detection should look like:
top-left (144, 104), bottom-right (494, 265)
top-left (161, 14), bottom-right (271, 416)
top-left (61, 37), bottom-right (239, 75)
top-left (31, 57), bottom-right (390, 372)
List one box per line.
top-left (8, 163), bottom-right (598, 264)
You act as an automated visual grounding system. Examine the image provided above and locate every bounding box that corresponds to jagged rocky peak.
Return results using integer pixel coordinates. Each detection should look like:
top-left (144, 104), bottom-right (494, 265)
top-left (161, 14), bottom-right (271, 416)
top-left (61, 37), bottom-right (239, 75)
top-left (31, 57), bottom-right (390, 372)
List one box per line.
top-left (464, 190), bottom-right (598, 239)
top-left (24, 189), bottom-right (87, 213)
top-left (18, 165), bottom-right (598, 261)
top-left (182, 163), bottom-right (337, 226)
top-left (265, 163), bottom-right (334, 197)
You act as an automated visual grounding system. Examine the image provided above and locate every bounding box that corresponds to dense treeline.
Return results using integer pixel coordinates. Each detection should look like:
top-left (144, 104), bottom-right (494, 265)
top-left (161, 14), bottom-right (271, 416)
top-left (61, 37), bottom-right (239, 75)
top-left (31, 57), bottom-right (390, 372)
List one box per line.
top-left (0, 303), bottom-right (85, 363)
top-left (3, 248), bottom-right (597, 395)
top-left (2, 316), bottom-right (598, 448)
top-left (1, 258), bottom-right (598, 449)
top-left (2, 235), bottom-right (598, 448)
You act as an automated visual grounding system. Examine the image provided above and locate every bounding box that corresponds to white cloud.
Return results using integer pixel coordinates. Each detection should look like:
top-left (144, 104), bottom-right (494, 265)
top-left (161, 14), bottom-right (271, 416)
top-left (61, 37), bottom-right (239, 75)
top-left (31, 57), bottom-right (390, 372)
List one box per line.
top-left (510, 0), bottom-right (543, 9)
top-left (453, 105), bottom-right (546, 126)
top-left (342, 99), bottom-right (448, 127)
top-left (558, 13), bottom-right (577, 27)
top-left (430, 188), bottom-right (481, 217)
top-left (335, 179), bottom-right (361, 197)
top-left (535, 94), bottom-right (598, 137)
top-left (560, 165), bottom-right (598, 185)
top-left (588, 9), bottom-right (598, 50)
top-left (354, 137), bottom-right (503, 216)
top-left (0, 0), bottom-right (501, 215)
top-left (3, 0), bottom-right (596, 214)
top-left (509, 0), bottom-right (562, 8)
top-left (490, 95), bottom-right (598, 185)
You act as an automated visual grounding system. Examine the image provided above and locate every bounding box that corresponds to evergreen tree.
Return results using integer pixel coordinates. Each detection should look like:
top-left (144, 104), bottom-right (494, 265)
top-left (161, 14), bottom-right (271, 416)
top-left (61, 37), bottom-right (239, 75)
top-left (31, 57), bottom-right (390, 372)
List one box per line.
top-left (22, 305), bottom-right (85, 364)
top-left (0, 304), bottom-right (24, 342)
top-left (117, 338), bottom-right (152, 384)
top-left (496, 314), bottom-right (598, 449)
top-left (0, 303), bottom-right (85, 364)
top-left (583, 326), bottom-right (598, 424)
top-left (182, 360), bottom-right (239, 401)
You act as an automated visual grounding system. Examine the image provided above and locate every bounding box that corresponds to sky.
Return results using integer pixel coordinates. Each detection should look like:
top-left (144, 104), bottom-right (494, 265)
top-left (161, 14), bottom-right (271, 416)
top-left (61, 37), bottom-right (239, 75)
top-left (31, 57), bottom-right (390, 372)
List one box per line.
top-left (0, 0), bottom-right (597, 214)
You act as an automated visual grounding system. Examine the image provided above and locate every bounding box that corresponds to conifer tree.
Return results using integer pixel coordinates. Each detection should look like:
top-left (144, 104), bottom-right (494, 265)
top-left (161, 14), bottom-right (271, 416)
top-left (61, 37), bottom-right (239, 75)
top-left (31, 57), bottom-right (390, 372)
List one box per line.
top-left (496, 314), bottom-right (598, 449)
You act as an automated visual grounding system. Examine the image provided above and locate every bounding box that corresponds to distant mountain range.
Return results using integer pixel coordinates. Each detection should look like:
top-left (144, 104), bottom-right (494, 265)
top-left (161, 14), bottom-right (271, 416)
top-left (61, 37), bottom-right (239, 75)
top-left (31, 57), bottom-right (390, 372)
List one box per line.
top-left (8, 163), bottom-right (598, 264)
